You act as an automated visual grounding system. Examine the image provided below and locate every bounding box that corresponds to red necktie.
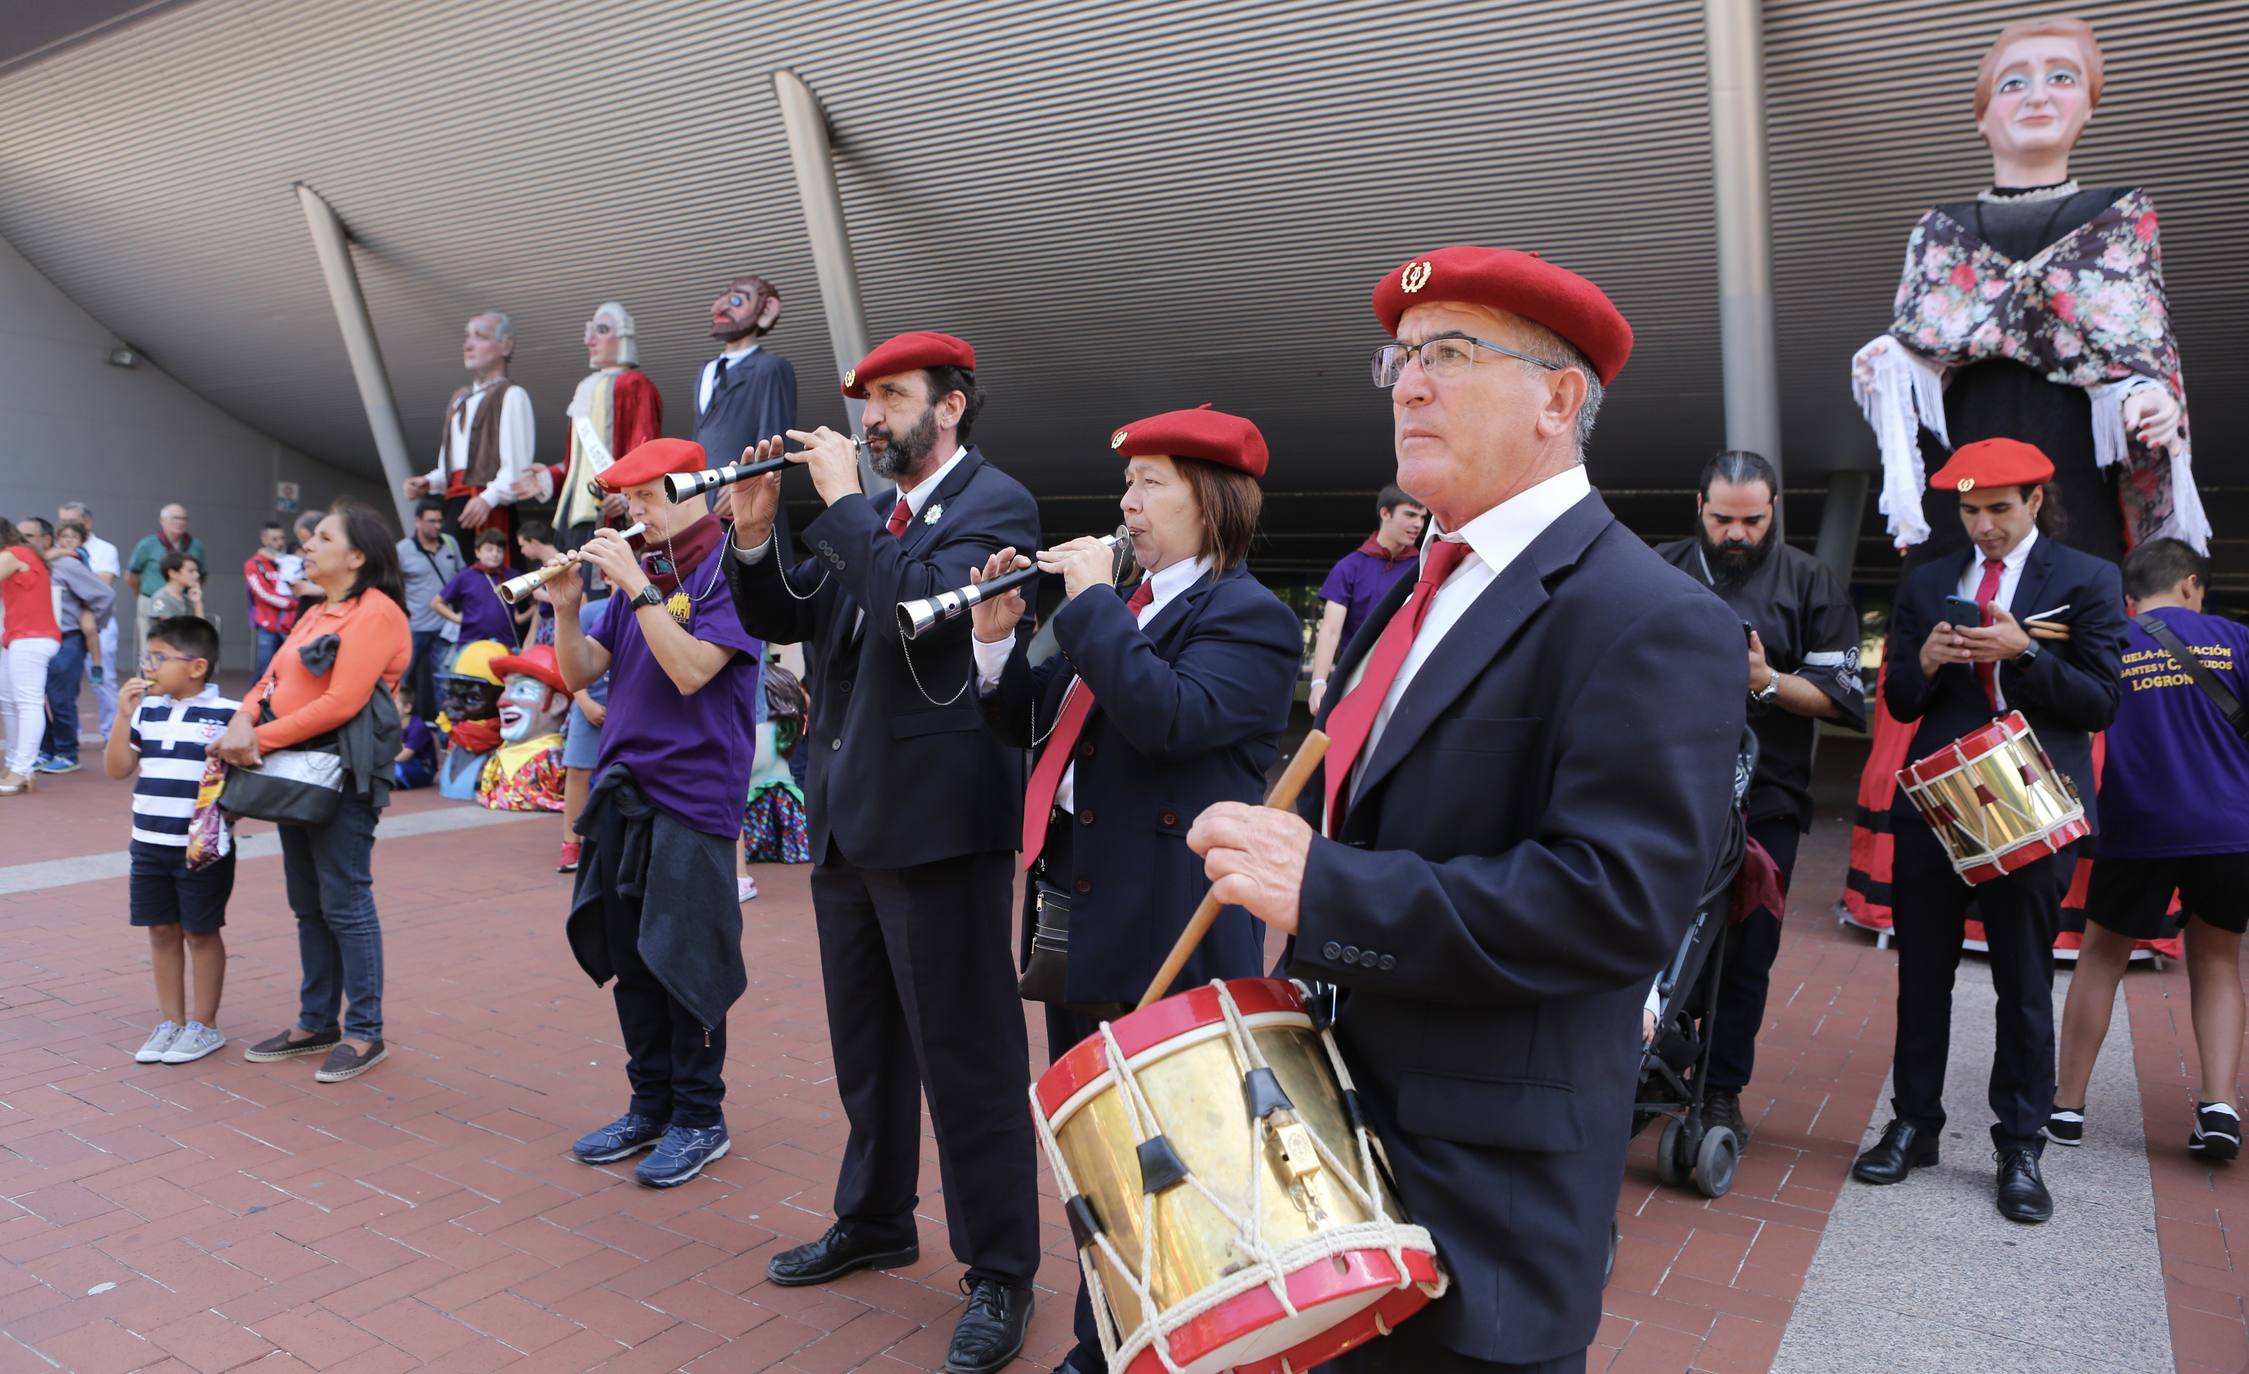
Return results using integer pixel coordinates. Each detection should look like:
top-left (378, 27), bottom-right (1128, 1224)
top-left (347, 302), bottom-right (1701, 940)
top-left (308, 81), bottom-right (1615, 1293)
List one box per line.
top-left (886, 496), bottom-right (912, 539)
top-left (1321, 539), bottom-right (1473, 833)
top-left (1019, 578), bottom-right (1155, 869)
top-left (1974, 556), bottom-right (2005, 709)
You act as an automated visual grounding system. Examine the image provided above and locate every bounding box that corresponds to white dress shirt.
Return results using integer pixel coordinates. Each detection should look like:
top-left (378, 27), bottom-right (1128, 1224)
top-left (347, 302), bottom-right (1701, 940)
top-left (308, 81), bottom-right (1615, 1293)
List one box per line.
top-left (975, 554), bottom-right (1213, 814)
top-left (732, 447), bottom-right (971, 639)
top-left (1956, 527), bottom-right (2038, 711)
top-left (422, 381), bottom-right (537, 507)
top-left (1342, 464), bottom-right (1592, 804)
top-left (81, 533), bottom-right (120, 581)
top-left (699, 343), bottom-right (761, 413)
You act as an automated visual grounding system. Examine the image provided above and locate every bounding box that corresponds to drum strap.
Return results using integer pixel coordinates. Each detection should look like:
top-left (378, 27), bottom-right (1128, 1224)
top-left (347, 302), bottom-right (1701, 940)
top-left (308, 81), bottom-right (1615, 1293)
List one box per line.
top-left (2135, 614), bottom-right (2249, 741)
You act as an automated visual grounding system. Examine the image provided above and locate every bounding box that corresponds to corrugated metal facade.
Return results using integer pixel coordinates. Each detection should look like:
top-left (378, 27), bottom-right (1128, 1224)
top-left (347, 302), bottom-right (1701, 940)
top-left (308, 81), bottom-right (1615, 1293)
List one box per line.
top-left (0, 0), bottom-right (2240, 576)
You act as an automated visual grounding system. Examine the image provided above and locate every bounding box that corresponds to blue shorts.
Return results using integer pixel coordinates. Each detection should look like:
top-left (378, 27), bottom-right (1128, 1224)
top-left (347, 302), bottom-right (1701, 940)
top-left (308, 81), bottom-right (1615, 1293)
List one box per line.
top-left (561, 699), bottom-right (604, 770)
top-left (128, 840), bottom-right (235, 933)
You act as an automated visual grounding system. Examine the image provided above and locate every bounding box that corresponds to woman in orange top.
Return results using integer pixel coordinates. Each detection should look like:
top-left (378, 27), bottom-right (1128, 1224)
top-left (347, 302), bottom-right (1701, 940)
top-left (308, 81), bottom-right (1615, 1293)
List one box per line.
top-left (212, 500), bottom-right (411, 1084)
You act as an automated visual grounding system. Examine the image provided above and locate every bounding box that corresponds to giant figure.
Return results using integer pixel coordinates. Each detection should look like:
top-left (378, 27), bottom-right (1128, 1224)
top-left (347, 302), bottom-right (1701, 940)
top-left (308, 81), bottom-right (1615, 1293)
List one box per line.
top-left (405, 313), bottom-right (538, 553)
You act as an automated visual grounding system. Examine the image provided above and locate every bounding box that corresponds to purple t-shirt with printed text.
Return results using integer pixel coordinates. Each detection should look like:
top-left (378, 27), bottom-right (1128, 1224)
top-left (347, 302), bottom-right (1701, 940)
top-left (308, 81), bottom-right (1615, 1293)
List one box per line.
top-left (438, 565), bottom-right (516, 648)
top-left (2096, 606), bottom-right (2249, 859)
top-left (590, 552), bottom-right (761, 838)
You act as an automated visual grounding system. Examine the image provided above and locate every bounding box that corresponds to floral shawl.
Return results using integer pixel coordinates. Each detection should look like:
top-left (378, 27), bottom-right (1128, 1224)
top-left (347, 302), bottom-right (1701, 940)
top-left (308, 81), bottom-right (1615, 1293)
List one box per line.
top-left (1853, 188), bottom-right (2208, 552)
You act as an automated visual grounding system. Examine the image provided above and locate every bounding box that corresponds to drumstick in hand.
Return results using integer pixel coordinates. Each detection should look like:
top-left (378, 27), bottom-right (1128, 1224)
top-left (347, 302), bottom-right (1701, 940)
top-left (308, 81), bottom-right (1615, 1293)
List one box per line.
top-left (1137, 729), bottom-right (1331, 1010)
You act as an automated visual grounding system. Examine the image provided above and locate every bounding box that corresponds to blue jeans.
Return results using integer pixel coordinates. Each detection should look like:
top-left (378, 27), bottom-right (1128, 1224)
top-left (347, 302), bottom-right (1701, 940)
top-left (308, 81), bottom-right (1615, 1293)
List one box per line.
top-left (408, 628), bottom-right (448, 721)
top-left (42, 632), bottom-right (86, 764)
top-left (253, 627), bottom-right (288, 683)
top-left (279, 791), bottom-right (385, 1041)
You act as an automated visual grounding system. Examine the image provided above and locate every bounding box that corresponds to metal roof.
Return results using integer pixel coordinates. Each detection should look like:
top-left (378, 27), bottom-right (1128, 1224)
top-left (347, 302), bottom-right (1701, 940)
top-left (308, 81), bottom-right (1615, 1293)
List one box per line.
top-left (1, 0), bottom-right (2240, 579)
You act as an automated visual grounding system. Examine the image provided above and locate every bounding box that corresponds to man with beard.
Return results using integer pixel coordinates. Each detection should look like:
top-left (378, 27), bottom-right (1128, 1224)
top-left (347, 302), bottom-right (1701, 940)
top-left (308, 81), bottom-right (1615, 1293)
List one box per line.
top-left (717, 331), bottom-right (1042, 1374)
top-left (694, 275), bottom-right (796, 479)
top-left (1656, 450), bottom-right (1865, 1146)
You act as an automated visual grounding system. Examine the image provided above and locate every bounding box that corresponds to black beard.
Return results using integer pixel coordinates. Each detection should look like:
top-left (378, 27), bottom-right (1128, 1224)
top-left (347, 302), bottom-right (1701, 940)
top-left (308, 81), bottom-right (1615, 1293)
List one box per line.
top-left (1702, 530), bottom-right (1773, 591)
top-left (867, 408), bottom-right (939, 481)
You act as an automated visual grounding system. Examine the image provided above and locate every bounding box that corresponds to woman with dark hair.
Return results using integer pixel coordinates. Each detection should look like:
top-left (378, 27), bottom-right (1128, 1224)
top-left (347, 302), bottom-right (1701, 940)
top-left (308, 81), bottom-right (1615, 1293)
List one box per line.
top-left (0, 512), bottom-right (65, 794)
top-left (211, 500), bottom-right (411, 1083)
top-left (967, 407), bottom-right (1301, 1374)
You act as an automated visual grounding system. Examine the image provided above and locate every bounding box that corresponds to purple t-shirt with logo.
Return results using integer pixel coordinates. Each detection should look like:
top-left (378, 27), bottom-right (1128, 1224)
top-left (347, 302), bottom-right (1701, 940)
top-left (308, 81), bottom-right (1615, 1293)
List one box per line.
top-left (1319, 543), bottom-right (1420, 648)
top-left (2096, 606), bottom-right (2249, 859)
top-left (438, 565), bottom-right (516, 648)
top-left (590, 551), bottom-right (761, 838)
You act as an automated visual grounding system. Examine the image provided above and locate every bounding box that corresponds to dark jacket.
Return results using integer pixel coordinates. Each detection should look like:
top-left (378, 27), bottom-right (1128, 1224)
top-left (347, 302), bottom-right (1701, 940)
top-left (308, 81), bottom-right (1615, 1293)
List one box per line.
top-left (1288, 492), bottom-right (1744, 1365)
top-left (692, 348), bottom-right (796, 473)
top-left (565, 767), bottom-right (746, 1031)
top-left (1883, 535), bottom-right (2125, 830)
top-left (982, 563), bottom-right (1301, 1004)
top-left (727, 448), bottom-right (1041, 869)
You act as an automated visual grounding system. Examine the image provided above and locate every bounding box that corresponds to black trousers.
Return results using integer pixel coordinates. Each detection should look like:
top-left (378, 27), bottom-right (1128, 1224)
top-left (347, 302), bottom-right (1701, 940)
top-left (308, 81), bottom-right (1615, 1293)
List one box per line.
top-left (1889, 820), bottom-right (2072, 1153)
top-left (1324, 1319), bottom-right (1588, 1374)
top-left (598, 867), bottom-right (728, 1130)
top-left (810, 847), bottom-right (1041, 1286)
top-left (1704, 817), bottom-right (1803, 1091)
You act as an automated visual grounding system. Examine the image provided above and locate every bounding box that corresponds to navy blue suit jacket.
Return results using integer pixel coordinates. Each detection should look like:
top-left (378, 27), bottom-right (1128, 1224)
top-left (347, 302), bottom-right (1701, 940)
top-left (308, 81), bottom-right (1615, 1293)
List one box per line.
top-left (727, 448), bottom-right (1040, 869)
top-left (693, 348), bottom-right (796, 471)
top-left (1289, 492), bottom-right (1745, 1364)
top-left (982, 563), bottom-right (1301, 1005)
top-left (1883, 534), bottom-right (2124, 832)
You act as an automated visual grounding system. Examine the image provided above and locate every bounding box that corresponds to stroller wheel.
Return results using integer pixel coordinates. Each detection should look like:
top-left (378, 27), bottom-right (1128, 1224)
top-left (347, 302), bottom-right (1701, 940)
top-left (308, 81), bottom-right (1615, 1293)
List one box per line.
top-left (1693, 1126), bottom-right (1740, 1198)
top-left (1603, 1219), bottom-right (1618, 1288)
top-left (1656, 1117), bottom-right (1690, 1187)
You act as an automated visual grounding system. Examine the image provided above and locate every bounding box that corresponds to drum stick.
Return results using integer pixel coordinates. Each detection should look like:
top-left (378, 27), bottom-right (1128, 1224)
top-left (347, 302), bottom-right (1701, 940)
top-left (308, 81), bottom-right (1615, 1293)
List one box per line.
top-left (2027, 622), bottom-right (2072, 642)
top-left (1136, 729), bottom-right (1331, 1011)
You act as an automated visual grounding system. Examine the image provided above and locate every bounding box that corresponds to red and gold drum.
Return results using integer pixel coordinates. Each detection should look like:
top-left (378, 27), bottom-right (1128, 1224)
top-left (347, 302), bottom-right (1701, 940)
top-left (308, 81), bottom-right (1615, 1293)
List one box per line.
top-left (1897, 711), bottom-right (2090, 885)
top-left (1032, 978), bottom-right (1444, 1374)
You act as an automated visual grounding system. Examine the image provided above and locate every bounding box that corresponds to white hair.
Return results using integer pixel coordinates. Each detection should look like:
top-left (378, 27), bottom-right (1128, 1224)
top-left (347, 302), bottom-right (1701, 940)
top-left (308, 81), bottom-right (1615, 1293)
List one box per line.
top-left (593, 301), bottom-right (638, 366)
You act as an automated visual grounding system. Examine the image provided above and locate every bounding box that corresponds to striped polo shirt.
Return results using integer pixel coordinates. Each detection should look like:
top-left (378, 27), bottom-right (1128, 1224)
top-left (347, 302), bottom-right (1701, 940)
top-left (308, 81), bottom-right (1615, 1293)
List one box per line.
top-left (128, 685), bottom-right (241, 848)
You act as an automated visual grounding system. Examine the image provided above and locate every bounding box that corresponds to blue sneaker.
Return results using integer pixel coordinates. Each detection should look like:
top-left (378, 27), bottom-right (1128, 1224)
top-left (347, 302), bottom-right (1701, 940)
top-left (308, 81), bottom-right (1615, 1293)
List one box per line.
top-left (571, 1112), bottom-right (667, 1164)
top-left (634, 1121), bottom-right (730, 1187)
top-left (38, 757), bottom-right (80, 774)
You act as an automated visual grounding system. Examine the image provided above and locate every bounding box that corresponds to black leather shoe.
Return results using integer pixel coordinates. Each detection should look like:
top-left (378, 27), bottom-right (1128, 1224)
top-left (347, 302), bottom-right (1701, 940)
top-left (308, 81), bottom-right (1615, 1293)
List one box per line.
top-left (765, 1220), bottom-right (919, 1287)
top-left (946, 1278), bottom-right (1032, 1373)
top-left (1705, 1088), bottom-right (1748, 1145)
top-left (1852, 1119), bottom-right (1939, 1184)
top-left (1995, 1147), bottom-right (2053, 1223)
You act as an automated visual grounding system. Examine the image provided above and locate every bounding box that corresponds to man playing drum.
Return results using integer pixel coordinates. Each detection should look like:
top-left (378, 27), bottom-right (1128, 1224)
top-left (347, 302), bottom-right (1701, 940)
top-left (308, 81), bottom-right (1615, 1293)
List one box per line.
top-left (1852, 438), bottom-right (2125, 1223)
top-left (1189, 246), bottom-right (1745, 1373)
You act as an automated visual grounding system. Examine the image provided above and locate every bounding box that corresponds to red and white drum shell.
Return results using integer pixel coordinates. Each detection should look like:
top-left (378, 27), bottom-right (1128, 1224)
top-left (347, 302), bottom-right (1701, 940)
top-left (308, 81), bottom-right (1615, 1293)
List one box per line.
top-left (1897, 711), bottom-right (2090, 885)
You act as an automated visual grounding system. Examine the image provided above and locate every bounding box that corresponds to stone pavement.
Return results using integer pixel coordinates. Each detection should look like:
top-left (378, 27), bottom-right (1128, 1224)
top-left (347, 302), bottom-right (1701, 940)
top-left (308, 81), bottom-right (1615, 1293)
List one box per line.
top-left (2, 731), bottom-right (2244, 1372)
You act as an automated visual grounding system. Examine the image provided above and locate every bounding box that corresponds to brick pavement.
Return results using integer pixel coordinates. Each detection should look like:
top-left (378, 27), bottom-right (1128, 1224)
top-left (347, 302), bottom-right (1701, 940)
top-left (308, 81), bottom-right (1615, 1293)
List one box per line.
top-left (1, 733), bottom-right (2237, 1372)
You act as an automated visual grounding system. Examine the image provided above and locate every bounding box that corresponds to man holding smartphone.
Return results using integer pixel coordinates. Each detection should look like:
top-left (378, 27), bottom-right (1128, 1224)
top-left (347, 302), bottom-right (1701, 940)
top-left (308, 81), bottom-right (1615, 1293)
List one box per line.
top-left (1657, 450), bottom-right (1865, 1150)
top-left (1853, 438), bottom-right (2125, 1225)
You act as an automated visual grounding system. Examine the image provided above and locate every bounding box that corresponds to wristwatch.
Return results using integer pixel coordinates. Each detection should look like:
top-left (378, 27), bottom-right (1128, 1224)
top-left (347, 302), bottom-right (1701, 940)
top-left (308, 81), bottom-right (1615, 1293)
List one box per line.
top-left (630, 584), bottom-right (664, 612)
top-left (1751, 667), bottom-right (1781, 704)
top-left (2015, 640), bottom-right (2042, 666)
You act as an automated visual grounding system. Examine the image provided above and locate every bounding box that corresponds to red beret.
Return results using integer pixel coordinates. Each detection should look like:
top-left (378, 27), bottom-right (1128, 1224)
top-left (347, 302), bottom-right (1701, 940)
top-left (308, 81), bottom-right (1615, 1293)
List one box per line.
top-left (598, 437), bottom-right (707, 492)
top-left (1929, 438), bottom-right (2056, 493)
top-left (1108, 404), bottom-right (1268, 478)
top-left (1372, 246), bottom-right (1633, 385)
top-left (488, 644), bottom-right (568, 696)
top-left (842, 331), bottom-right (976, 398)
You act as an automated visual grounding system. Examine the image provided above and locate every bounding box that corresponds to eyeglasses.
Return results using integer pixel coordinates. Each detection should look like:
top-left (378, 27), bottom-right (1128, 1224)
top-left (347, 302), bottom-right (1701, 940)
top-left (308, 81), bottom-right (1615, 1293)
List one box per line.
top-left (140, 653), bottom-right (198, 668)
top-left (1372, 334), bottom-right (1561, 387)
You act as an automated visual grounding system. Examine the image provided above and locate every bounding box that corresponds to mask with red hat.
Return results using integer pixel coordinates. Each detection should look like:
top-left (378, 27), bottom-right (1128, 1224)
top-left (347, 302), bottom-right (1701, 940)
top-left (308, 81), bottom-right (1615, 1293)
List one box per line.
top-left (488, 645), bottom-right (571, 745)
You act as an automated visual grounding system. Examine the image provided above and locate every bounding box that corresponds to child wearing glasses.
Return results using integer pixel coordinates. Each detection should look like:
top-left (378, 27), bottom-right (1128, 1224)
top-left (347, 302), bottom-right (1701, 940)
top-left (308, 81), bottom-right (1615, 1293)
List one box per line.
top-left (102, 615), bottom-right (240, 1065)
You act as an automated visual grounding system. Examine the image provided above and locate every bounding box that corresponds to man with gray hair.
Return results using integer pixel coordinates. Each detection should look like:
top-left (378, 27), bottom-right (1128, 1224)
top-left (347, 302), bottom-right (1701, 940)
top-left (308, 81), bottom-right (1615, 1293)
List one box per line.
top-left (124, 504), bottom-right (207, 667)
top-left (403, 311), bottom-right (537, 552)
top-left (57, 501), bottom-right (121, 738)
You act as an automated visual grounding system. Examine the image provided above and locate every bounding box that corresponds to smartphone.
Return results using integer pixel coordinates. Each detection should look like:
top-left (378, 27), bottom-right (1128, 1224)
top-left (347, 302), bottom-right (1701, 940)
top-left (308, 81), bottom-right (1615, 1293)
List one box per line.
top-left (1742, 619), bottom-right (1757, 644)
top-left (1942, 595), bottom-right (1983, 629)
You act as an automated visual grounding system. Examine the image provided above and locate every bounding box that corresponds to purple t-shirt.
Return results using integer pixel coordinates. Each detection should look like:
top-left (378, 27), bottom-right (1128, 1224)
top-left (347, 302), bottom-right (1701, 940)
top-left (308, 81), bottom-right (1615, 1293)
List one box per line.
top-left (2096, 606), bottom-right (2249, 859)
top-left (590, 551), bottom-right (761, 838)
top-left (438, 565), bottom-right (515, 647)
top-left (1319, 543), bottom-right (1420, 648)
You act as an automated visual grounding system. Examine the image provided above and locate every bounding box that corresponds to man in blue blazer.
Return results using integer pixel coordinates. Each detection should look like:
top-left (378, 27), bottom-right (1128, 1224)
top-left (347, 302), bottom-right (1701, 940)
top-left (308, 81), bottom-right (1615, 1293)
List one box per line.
top-left (693, 275), bottom-right (797, 476)
top-left (1852, 437), bottom-right (2125, 1224)
top-left (718, 331), bottom-right (1042, 1374)
top-left (1192, 247), bottom-right (1745, 1373)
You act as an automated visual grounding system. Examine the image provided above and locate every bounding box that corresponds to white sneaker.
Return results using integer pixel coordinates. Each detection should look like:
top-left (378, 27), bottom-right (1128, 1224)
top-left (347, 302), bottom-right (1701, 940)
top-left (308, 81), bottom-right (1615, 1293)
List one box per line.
top-left (134, 1021), bottom-right (182, 1063)
top-left (160, 1022), bottom-right (226, 1064)
top-left (738, 876), bottom-right (759, 903)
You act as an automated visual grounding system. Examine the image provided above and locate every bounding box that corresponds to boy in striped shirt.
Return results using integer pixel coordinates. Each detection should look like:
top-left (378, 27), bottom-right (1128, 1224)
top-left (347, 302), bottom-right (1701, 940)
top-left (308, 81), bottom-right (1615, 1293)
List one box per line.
top-left (102, 616), bottom-right (239, 1064)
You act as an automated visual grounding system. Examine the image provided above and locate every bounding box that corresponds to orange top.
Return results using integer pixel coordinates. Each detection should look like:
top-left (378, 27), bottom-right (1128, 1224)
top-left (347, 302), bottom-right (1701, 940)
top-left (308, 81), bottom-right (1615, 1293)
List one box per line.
top-left (239, 591), bottom-right (412, 751)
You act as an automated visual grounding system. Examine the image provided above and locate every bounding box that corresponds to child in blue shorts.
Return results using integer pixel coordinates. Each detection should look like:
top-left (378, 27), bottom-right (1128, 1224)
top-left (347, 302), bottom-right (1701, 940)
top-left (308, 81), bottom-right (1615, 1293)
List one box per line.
top-left (102, 615), bottom-right (239, 1065)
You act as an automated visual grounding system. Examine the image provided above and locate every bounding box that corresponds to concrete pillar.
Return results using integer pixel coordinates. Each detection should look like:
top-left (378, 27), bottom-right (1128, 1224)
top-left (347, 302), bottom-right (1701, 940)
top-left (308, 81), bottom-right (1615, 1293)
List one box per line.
top-left (773, 70), bottom-right (880, 494)
top-left (294, 183), bottom-right (416, 529)
top-left (1814, 469), bottom-right (1871, 587)
top-left (1703, 0), bottom-right (1784, 534)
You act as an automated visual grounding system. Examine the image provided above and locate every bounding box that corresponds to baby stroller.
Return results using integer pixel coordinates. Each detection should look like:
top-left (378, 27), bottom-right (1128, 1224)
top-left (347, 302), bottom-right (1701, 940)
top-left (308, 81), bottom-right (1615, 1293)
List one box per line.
top-left (1631, 725), bottom-right (1760, 1201)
